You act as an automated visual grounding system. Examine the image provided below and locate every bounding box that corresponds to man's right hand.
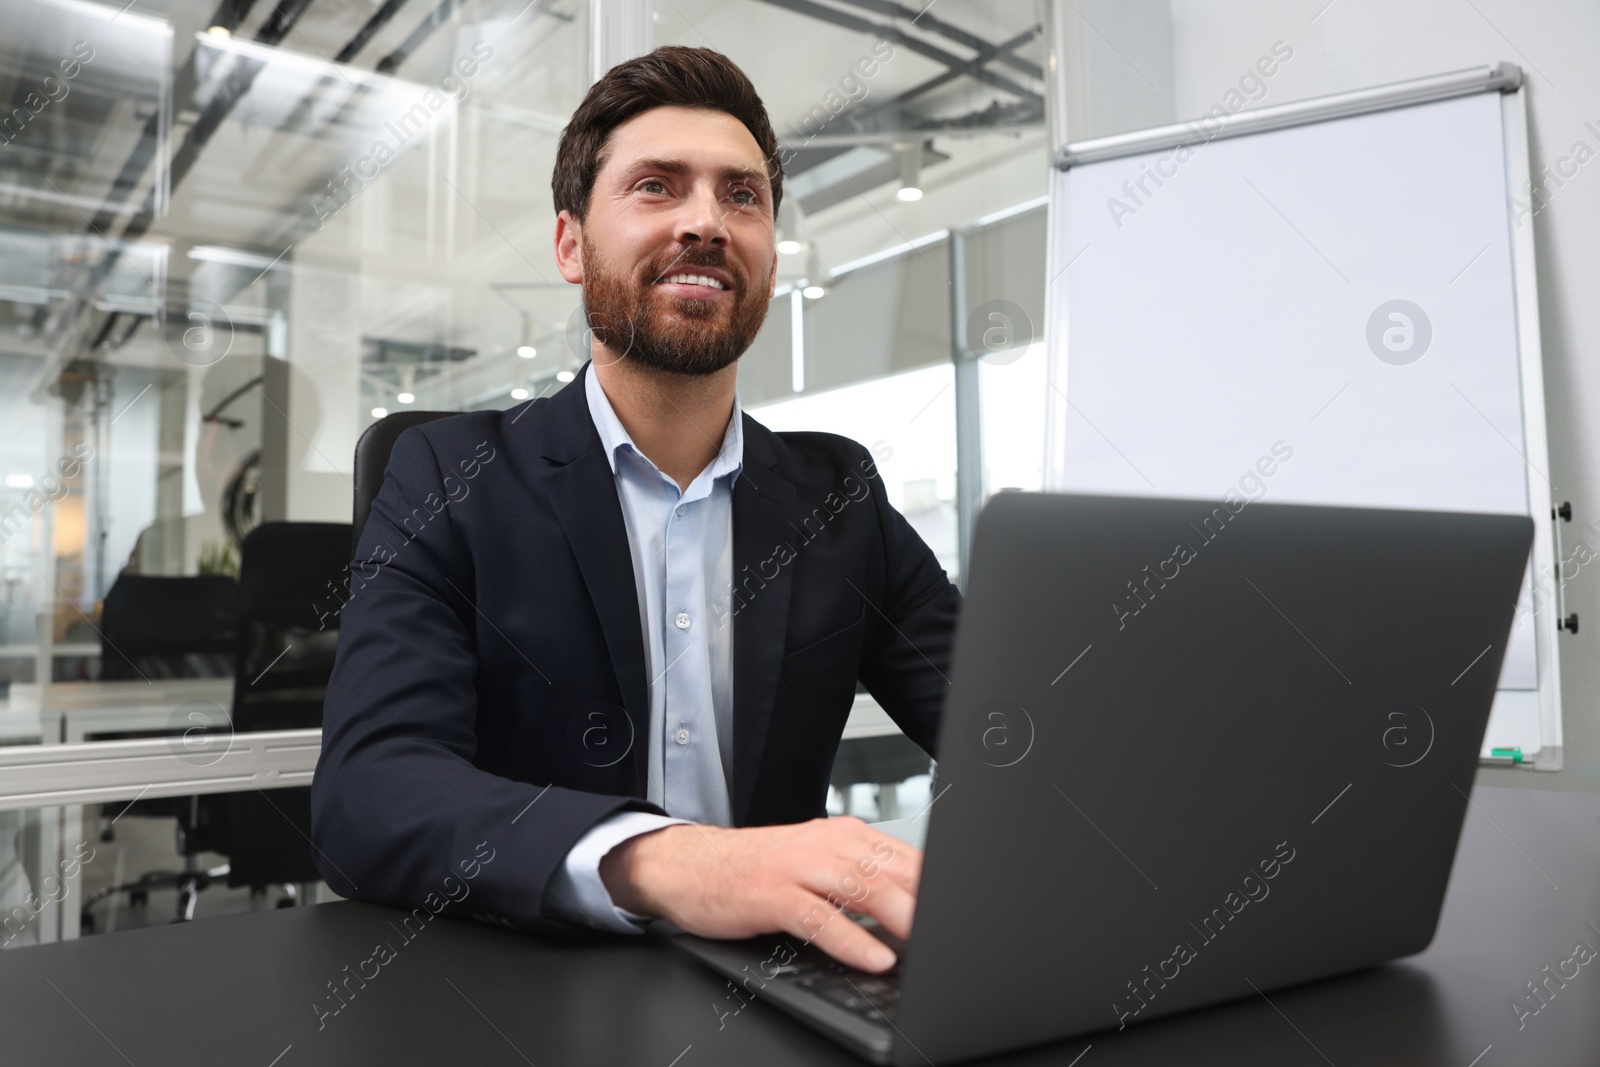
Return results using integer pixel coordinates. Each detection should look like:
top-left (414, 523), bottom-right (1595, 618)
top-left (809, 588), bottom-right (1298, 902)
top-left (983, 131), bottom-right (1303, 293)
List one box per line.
top-left (598, 815), bottom-right (920, 973)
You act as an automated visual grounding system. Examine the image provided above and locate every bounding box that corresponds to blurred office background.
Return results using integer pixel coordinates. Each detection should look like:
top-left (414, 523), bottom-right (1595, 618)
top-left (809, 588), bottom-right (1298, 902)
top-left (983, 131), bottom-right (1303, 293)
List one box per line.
top-left (1, 0), bottom-right (1595, 945)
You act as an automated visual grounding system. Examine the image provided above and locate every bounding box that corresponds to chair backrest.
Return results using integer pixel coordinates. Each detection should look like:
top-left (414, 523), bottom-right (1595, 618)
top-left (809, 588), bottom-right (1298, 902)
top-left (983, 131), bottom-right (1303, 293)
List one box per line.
top-left (223, 520), bottom-right (354, 889)
top-left (352, 410), bottom-right (456, 553)
top-left (230, 521), bottom-right (352, 733)
top-left (99, 574), bottom-right (239, 680)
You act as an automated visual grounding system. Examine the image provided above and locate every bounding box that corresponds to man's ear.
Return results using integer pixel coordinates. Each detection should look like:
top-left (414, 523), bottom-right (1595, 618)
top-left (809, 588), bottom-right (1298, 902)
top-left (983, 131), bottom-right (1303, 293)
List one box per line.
top-left (554, 209), bottom-right (584, 284)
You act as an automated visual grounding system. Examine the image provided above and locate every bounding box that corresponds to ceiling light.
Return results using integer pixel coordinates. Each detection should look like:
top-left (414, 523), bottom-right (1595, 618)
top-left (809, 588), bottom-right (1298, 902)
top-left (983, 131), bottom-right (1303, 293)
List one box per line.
top-left (556, 370), bottom-right (575, 383)
top-left (517, 345), bottom-right (537, 359)
top-left (510, 387), bottom-right (529, 400)
top-left (896, 142), bottom-right (923, 202)
top-left (776, 199), bottom-right (807, 255)
top-left (5, 474), bottom-right (34, 489)
top-left (801, 247), bottom-right (830, 300)
top-left (205, 25), bottom-right (231, 39)
top-left (370, 407), bottom-right (388, 419)
top-left (396, 392), bottom-right (414, 404)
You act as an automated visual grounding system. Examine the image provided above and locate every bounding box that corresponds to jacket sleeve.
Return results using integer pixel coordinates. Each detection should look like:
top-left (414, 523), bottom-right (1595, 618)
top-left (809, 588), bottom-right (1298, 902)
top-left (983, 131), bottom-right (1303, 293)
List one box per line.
top-left (310, 425), bottom-right (666, 937)
top-left (854, 445), bottom-right (964, 760)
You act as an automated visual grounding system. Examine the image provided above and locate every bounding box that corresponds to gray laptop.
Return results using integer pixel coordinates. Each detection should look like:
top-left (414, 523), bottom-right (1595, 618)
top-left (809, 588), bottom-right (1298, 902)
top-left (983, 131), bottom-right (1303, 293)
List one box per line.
top-left (672, 491), bottom-right (1533, 1064)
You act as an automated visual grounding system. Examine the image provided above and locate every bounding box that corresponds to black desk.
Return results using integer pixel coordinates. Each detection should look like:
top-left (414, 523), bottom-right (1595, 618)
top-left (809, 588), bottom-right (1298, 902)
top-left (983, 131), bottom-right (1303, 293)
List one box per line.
top-left (5, 785), bottom-right (1598, 1066)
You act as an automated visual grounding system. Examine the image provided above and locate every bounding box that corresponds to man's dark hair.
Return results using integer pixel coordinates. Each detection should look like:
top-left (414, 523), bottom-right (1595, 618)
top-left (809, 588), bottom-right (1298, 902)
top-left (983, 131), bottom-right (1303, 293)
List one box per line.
top-left (551, 45), bottom-right (783, 223)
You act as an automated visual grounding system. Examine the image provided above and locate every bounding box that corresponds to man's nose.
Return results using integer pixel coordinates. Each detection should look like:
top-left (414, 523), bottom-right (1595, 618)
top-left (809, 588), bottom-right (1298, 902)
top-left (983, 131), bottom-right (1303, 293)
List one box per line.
top-left (673, 183), bottom-right (730, 248)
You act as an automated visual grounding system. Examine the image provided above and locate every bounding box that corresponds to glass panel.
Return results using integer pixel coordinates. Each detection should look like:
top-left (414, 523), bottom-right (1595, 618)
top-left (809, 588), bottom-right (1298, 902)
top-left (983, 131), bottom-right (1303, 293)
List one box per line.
top-left (747, 363), bottom-right (959, 582)
top-left (962, 204), bottom-right (1046, 363)
top-left (979, 341), bottom-right (1049, 498)
top-left (968, 205), bottom-right (1048, 501)
top-left (0, 795), bottom-right (334, 947)
top-left (2, 0), bottom-right (1052, 758)
top-left (1, 804), bottom-right (68, 948)
top-left (803, 239), bottom-right (951, 392)
top-left (654, 0), bottom-right (1052, 593)
top-left (734, 286), bottom-right (793, 409)
top-left (0, 1), bottom-right (589, 739)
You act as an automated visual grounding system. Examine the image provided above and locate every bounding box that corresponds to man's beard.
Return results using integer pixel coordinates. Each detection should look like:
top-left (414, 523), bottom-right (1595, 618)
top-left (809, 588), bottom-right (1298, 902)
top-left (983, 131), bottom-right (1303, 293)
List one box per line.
top-left (580, 231), bottom-right (771, 376)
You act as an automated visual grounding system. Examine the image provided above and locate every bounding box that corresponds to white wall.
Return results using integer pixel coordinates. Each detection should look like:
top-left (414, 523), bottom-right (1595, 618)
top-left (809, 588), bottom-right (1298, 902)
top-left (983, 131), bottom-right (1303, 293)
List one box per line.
top-left (1160, 0), bottom-right (1600, 793)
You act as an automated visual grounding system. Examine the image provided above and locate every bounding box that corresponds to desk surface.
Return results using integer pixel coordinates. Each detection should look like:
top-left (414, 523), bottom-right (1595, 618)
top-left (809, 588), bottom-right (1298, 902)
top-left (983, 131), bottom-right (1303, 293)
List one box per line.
top-left (3, 784), bottom-right (1597, 1066)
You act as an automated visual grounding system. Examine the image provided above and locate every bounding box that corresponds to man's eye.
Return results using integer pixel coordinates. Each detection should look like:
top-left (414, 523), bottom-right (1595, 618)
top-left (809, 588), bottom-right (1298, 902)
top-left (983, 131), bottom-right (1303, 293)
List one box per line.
top-left (729, 188), bottom-right (758, 205)
top-left (640, 180), bottom-right (668, 194)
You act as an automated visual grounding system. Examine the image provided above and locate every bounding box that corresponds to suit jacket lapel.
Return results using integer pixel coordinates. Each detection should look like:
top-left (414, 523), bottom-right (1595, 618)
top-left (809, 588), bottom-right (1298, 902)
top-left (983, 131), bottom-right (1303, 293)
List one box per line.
top-left (534, 364), bottom-right (650, 795)
top-left (729, 421), bottom-right (796, 826)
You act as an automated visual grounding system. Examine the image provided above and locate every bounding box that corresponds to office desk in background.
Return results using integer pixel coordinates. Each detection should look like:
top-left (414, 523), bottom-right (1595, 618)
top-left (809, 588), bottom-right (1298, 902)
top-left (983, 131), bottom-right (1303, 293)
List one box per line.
top-left (3, 785), bottom-right (1597, 1065)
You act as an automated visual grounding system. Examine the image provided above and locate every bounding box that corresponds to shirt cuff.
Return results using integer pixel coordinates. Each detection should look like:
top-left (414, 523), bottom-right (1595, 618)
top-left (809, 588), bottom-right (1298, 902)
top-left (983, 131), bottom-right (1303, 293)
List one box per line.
top-left (544, 811), bottom-right (691, 934)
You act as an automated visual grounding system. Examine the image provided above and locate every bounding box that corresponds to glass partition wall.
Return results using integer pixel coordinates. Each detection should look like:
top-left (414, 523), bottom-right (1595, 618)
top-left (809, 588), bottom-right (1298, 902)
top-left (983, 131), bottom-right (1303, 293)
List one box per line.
top-left (0, 0), bottom-right (1053, 699)
top-left (0, 0), bottom-right (595, 688)
top-left (0, 0), bottom-right (1054, 939)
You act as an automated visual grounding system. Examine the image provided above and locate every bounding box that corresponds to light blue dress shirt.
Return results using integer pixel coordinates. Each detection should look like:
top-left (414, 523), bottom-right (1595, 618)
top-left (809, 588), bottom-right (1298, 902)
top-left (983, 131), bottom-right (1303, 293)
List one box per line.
top-left (542, 365), bottom-right (744, 932)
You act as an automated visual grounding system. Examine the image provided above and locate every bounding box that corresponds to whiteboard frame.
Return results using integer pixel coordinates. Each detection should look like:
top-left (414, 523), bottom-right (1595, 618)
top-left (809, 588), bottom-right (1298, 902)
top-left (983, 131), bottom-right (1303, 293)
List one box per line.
top-left (1043, 65), bottom-right (1563, 770)
top-left (1500, 85), bottom-right (1563, 770)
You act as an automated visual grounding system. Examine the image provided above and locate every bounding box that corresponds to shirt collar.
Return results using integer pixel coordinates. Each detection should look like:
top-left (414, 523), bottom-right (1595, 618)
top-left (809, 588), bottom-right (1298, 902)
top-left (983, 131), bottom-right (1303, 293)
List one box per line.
top-left (583, 360), bottom-right (744, 483)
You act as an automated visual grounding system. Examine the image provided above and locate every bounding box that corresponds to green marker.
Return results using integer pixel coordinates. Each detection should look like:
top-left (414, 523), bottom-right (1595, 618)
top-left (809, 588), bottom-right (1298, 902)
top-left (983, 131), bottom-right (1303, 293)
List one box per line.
top-left (1490, 747), bottom-right (1525, 763)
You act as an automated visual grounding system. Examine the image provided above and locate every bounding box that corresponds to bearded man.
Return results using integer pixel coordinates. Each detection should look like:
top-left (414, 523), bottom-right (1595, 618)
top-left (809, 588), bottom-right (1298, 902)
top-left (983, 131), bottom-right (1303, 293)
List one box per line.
top-left (313, 46), bottom-right (960, 975)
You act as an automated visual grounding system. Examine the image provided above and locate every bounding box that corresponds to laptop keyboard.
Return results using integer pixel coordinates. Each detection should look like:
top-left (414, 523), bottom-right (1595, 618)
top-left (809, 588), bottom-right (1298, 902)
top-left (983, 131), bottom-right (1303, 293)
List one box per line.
top-left (769, 934), bottom-right (906, 1025)
top-left (796, 970), bottom-right (901, 1023)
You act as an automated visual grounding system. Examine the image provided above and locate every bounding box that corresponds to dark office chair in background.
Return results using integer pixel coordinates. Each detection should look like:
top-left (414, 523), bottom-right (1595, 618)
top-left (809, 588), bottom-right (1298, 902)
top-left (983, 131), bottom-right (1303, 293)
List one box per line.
top-left (84, 523), bottom-right (353, 927)
top-left (98, 573), bottom-right (239, 681)
top-left (91, 574), bottom-right (240, 904)
top-left (221, 520), bottom-right (352, 903)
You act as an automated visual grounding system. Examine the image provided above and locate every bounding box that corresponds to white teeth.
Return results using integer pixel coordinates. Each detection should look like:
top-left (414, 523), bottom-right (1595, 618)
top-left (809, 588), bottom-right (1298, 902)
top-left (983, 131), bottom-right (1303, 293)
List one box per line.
top-left (661, 273), bottom-right (726, 289)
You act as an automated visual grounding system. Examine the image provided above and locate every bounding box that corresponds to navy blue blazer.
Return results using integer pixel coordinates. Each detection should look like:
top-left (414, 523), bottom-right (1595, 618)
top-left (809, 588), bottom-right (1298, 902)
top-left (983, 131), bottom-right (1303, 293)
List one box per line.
top-left (310, 360), bottom-right (961, 935)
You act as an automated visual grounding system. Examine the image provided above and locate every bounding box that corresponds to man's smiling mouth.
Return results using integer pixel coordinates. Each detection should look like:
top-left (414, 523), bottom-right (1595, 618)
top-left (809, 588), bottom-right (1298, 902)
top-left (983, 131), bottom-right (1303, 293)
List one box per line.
top-left (657, 273), bottom-right (727, 290)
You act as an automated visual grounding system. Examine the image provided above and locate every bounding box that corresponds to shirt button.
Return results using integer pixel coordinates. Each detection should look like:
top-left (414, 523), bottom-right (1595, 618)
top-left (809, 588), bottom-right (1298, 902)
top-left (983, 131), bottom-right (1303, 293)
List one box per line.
top-left (675, 612), bottom-right (691, 630)
top-left (675, 504), bottom-right (685, 517)
top-left (674, 728), bottom-right (691, 745)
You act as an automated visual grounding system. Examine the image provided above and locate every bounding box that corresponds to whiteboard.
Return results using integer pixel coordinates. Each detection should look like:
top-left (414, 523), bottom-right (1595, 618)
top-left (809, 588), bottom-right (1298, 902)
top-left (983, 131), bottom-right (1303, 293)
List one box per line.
top-left (1043, 76), bottom-right (1562, 768)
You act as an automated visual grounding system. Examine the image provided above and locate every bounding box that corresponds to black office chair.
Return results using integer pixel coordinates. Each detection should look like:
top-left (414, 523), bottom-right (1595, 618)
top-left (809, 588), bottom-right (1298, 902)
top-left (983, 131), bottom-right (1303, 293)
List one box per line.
top-left (91, 574), bottom-right (239, 881)
top-left (222, 521), bottom-right (353, 899)
top-left (353, 410), bottom-right (457, 550)
top-left (88, 575), bottom-right (240, 927)
top-left (98, 573), bottom-right (239, 681)
top-left (83, 523), bottom-right (353, 927)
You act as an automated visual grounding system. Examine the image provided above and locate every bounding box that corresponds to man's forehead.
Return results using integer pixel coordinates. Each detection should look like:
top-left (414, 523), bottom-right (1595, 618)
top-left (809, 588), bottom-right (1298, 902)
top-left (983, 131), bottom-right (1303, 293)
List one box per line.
top-left (604, 106), bottom-right (770, 177)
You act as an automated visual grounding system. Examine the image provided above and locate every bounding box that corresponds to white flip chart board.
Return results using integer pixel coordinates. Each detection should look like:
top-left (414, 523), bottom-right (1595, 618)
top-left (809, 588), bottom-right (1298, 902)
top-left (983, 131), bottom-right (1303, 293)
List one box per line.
top-left (1043, 65), bottom-right (1564, 769)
